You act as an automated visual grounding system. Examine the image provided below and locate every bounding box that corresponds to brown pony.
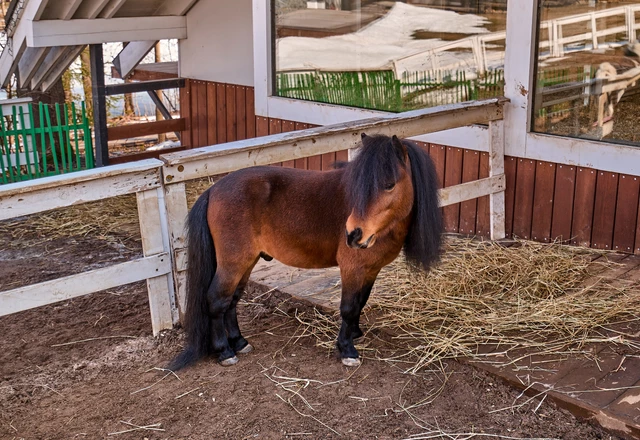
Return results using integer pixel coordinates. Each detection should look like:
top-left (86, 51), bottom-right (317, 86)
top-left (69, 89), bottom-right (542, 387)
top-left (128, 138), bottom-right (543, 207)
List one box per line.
top-left (169, 133), bottom-right (442, 369)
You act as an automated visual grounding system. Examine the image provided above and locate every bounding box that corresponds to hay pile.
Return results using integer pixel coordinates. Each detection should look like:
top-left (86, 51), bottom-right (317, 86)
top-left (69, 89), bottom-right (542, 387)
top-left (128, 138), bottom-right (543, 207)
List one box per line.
top-left (293, 238), bottom-right (640, 373)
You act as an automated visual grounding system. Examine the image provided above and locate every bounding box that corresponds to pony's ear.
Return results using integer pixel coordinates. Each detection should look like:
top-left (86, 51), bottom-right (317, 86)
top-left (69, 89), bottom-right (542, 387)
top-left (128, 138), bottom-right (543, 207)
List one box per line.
top-left (361, 132), bottom-right (368, 140)
top-left (391, 135), bottom-right (408, 158)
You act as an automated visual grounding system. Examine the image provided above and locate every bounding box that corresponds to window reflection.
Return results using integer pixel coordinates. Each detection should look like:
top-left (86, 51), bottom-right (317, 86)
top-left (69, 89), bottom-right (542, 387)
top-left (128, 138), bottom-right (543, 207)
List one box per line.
top-left (273, 1), bottom-right (507, 112)
top-left (534, 1), bottom-right (640, 146)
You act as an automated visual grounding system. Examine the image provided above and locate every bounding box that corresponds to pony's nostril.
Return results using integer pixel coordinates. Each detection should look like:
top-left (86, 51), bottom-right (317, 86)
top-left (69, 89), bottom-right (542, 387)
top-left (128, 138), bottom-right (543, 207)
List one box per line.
top-left (346, 228), bottom-right (363, 247)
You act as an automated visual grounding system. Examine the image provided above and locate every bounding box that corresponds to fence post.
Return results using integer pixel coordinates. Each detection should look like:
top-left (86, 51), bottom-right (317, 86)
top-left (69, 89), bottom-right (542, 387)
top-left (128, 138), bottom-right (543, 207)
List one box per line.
top-left (136, 186), bottom-right (177, 334)
top-left (163, 182), bottom-right (190, 323)
top-left (489, 119), bottom-right (506, 240)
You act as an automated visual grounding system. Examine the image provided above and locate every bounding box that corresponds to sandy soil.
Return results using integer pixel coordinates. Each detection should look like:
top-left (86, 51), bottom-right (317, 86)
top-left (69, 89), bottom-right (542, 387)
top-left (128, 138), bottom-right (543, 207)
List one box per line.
top-left (0, 227), bottom-right (622, 440)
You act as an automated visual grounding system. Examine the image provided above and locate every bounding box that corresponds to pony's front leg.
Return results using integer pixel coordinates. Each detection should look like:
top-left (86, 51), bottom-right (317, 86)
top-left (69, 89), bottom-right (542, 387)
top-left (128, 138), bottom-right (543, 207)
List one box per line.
top-left (337, 288), bottom-right (362, 366)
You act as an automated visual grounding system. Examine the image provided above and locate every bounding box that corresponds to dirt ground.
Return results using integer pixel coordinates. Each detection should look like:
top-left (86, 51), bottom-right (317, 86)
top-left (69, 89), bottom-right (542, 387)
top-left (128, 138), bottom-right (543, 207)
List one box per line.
top-left (0, 228), bottom-right (623, 440)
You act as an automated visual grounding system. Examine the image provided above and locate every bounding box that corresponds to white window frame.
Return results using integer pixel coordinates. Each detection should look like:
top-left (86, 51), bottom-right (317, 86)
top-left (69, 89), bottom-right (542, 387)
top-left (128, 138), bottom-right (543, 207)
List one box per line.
top-left (252, 0), bottom-right (640, 175)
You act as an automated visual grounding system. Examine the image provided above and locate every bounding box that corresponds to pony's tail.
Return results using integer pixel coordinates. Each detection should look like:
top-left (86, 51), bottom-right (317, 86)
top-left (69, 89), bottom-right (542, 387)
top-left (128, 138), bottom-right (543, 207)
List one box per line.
top-left (403, 141), bottom-right (443, 271)
top-left (168, 188), bottom-right (216, 371)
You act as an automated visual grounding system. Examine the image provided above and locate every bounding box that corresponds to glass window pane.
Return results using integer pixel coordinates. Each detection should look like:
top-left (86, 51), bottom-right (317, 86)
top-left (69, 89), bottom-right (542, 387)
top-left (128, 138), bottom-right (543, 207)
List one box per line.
top-left (533, 1), bottom-right (640, 146)
top-left (273, 1), bottom-right (507, 112)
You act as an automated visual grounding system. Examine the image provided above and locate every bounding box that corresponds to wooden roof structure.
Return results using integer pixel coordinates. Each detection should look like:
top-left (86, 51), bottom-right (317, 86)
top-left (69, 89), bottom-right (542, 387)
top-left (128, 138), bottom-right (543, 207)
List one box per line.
top-left (0, 0), bottom-right (198, 91)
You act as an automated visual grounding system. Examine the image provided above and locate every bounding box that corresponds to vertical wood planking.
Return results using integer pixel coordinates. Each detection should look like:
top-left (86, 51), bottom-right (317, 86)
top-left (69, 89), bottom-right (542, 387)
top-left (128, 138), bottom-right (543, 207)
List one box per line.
top-left (246, 87), bottom-right (256, 139)
top-left (443, 147), bottom-right (463, 233)
top-left (336, 149), bottom-right (349, 163)
top-left (179, 79), bottom-right (191, 148)
top-left (216, 83), bottom-right (226, 144)
top-left (475, 152), bottom-right (490, 237)
top-left (530, 161), bottom-right (556, 243)
top-left (429, 144), bottom-right (446, 188)
top-left (281, 120), bottom-right (296, 168)
top-left (196, 81), bottom-right (208, 148)
top-left (189, 80), bottom-right (200, 147)
top-left (459, 149), bottom-right (480, 235)
top-left (512, 158), bottom-right (536, 239)
top-left (206, 82), bottom-right (217, 145)
top-left (550, 164), bottom-right (576, 242)
top-left (225, 84), bottom-right (237, 142)
top-left (235, 86), bottom-right (247, 140)
top-left (269, 118), bottom-right (283, 166)
top-left (613, 175), bottom-right (640, 253)
top-left (256, 116), bottom-right (269, 137)
top-left (504, 156), bottom-right (517, 237)
top-left (591, 171), bottom-right (619, 250)
top-left (571, 167), bottom-right (597, 247)
top-left (294, 122), bottom-right (309, 169)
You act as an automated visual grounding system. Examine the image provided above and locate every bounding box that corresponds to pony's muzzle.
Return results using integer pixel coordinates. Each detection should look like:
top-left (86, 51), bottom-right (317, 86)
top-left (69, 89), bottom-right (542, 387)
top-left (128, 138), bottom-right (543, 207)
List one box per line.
top-left (346, 228), bottom-right (375, 249)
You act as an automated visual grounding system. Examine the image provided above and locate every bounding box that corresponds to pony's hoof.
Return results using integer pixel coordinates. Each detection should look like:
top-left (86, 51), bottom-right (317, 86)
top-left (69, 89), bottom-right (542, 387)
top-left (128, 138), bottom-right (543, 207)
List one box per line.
top-left (237, 343), bottom-right (253, 354)
top-left (341, 357), bottom-right (361, 367)
top-left (219, 356), bottom-right (239, 367)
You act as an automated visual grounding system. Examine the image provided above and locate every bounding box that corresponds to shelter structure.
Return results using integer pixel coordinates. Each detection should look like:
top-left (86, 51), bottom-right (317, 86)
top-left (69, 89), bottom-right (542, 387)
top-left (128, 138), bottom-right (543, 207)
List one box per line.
top-left (1, 0), bottom-right (640, 250)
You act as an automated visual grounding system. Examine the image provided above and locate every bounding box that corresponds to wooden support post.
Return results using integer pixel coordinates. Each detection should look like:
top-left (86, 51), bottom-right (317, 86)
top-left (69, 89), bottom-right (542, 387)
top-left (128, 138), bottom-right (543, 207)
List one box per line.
top-left (90, 44), bottom-right (109, 167)
top-left (163, 182), bottom-right (190, 322)
top-left (489, 120), bottom-right (506, 240)
top-left (136, 187), bottom-right (177, 334)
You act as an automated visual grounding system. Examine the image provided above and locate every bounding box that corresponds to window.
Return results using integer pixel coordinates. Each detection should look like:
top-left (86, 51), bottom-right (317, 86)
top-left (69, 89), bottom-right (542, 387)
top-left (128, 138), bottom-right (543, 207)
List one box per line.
top-left (533, 0), bottom-right (640, 146)
top-left (272, 1), bottom-right (507, 113)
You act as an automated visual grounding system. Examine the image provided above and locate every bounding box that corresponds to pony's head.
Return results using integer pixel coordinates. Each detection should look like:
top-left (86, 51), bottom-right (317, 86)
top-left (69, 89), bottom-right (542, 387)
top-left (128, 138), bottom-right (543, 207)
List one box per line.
top-left (343, 133), bottom-right (414, 249)
top-left (342, 133), bottom-right (443, 270)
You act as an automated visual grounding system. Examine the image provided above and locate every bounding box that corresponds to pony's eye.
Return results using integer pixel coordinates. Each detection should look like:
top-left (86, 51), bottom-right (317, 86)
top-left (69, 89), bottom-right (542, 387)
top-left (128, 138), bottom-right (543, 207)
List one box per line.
top-left (385, 182), bottom-right (396, 191)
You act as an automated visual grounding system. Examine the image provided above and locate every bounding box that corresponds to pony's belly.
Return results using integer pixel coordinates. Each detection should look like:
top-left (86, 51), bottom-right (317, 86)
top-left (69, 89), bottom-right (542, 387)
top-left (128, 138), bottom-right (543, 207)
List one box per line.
top-left (262, 240), bottom-right (338, 269)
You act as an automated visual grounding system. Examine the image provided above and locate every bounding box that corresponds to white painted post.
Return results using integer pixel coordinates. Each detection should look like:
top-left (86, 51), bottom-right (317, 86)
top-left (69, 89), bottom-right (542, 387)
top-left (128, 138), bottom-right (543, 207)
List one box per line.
top-left (163, 182), bottom-right (190, 322)
top-left (136, 187), bottom-right (176, 335)
top-left (489, 120), bottom-right (506, 240)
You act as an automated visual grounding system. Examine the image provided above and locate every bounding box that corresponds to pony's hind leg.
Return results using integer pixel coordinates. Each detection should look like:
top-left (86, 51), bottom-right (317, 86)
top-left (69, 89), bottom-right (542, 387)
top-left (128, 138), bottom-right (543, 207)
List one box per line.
top-left (206, 264), bottom-right (255, 366)
top-left (224, 265), bottom-right (257, 355)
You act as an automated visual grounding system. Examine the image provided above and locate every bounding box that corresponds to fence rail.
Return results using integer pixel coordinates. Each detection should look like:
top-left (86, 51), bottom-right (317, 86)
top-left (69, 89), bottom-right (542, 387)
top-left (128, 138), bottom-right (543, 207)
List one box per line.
top-left (0, 97), bottom-right (508, 333)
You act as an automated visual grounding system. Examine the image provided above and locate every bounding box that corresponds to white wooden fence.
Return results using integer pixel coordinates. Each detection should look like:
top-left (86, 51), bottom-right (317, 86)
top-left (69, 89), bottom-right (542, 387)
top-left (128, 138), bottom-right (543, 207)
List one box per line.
top-left (394, 5), bottom-right (640, 77)
top-left (0, 97), bottom-right (508, 331)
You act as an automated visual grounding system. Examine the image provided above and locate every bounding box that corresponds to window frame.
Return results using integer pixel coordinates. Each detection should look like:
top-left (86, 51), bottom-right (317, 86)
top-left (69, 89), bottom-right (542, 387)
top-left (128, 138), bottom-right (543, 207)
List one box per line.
top-left (252, 0), bottom-right (640, 175)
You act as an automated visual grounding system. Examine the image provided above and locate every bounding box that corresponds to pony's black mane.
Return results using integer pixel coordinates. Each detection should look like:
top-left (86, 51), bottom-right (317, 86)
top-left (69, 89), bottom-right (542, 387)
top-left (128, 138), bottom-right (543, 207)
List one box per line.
top-left (343, 134), bottom-right (443, 270)
top-left (342, 134), bottom-right (405, 218)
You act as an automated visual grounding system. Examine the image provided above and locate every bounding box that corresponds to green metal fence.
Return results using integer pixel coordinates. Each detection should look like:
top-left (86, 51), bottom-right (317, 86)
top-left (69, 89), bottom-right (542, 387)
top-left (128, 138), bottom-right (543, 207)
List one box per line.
top-left (276, 69), bottom-right (505, 112)
top-left (0, 101), bottom-right (94, 185)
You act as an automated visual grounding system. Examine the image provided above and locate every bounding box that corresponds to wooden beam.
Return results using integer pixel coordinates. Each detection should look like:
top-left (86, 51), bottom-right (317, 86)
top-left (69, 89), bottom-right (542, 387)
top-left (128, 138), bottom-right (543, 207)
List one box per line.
top-left (98, 0), bottom-right (127, 18)
top-left (0, 0), bottom-right (50, 86)
top-left (109, 147), bottom-right (186, 165)
top-left (43, 0), bottom-right (83, 20)
top-left (104, 78), bottom-right (184, 95)
top-left (74, 0), bottom-right (113, 19)
top-left (160, 98), bottom-right (509, 184)
top-left (107, 118), bottom-right (185, 141)
top-left (28, 16), bottom-right (187, 47)
top-left (17, 47), bottom-right (49, 88)
top-left (439, 175), bottom-right (506, 207)
top-left (112, 40), bottom-right (156, 79)
top-left (39, 45), bottom-right (84, 92)
top-left (154, 0), bottom-right (199, 15)
top-left (0, 159), bottom-right (162, 220)
top-left (0, 254), bottom-right (171, 317)
top-left (90, 43), bottom-right (109, 167)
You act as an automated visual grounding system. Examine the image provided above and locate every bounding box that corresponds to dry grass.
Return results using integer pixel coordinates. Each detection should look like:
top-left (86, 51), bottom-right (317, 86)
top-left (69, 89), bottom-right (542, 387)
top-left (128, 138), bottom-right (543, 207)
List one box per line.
top-left (290, 237), bottom-right (640, 374)
top-left (0, 177), bottom-right (216, 250)
top-left (0, 195), bottom-right (141, 249)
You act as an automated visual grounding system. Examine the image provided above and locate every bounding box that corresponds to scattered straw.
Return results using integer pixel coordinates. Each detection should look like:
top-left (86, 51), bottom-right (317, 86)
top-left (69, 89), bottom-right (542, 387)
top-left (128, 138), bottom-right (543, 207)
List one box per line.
top-left (289, 237), bottom-right (640, 375)
top-left (51, 335), bottom-right (137, 347)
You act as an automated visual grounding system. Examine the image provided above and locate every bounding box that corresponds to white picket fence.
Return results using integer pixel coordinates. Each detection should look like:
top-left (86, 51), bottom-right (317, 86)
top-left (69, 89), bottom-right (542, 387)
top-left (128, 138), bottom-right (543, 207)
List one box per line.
top-left (0, 97), bottom-right (508, 333)
top-left (394, 5), bottom-right (640, 77)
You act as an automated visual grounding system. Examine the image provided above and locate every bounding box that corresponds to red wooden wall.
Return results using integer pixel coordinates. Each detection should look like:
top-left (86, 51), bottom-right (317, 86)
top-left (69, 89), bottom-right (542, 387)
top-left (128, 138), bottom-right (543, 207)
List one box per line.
top-left (180, 79), bottom-right (640, 254)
